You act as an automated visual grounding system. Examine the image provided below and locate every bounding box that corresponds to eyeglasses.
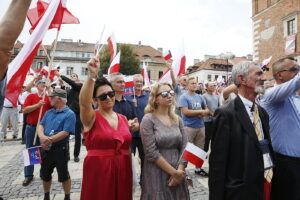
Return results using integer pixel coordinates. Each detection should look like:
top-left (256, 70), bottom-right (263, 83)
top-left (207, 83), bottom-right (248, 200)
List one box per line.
top-left (96, 91), bottom-right (115, 101)
top-left (278, 65), bottom-right (300, 73)
top-left (156, 90), bottom-right (175, 98)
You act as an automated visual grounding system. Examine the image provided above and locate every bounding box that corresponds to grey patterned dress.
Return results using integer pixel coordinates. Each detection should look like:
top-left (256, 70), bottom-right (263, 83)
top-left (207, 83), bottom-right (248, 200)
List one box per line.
top-left (140, 113), bottom-right (190, 200)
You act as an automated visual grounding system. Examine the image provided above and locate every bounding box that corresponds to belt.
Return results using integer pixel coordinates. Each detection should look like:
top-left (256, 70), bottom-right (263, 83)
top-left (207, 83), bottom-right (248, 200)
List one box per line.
top-left (4, 106), bottom-right (13, 108)
top-left (275, 152), bottom-right (300, 162)
top-left (87, 149), bottom-right (129, 157)
top-left (27, 124), bottom-right (37, 127)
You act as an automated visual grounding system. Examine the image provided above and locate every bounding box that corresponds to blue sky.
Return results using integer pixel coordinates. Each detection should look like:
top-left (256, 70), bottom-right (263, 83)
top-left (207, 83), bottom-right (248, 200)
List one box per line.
top-left (0, 0), bottom-right (253, 66)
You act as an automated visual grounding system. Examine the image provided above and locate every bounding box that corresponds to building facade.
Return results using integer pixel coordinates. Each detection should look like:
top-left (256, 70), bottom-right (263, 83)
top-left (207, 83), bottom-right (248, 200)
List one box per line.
top-left (252, 0), bottom-right (300, 76)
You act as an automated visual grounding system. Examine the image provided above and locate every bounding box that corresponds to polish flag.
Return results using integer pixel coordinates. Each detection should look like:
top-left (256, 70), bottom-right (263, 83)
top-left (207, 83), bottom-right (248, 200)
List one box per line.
top-left (124, 75), bottom-right (134, 95)
top-left (108, 51), bottom-right (121, 75)
top-left (163, 50), bottom-right (172, 60)
top-left (107, 33), bottom-right (117, 63)
top-left (159, 43), bottom-right (186, 83)
top-left (27, 68), bottom-right (36, 76)
top-left (141, 62), bottom-right (151, 88)
top-left (36, 66), bottom-right (58, 82)
top-left (182, 142), bottom-right (207, 168)
top-left (27, 0), bottom-right (79, 32)
top-left (5, 0), bottom-right (61, 106)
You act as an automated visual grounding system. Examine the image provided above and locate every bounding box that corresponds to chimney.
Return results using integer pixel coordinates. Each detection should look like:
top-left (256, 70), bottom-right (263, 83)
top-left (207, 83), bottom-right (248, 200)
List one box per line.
top-left (138, 41), bottom-right (141, 46)
top-left (78, 39), bottom-right (83, 47)
top-left (157, 48), bottom-right (163, 53)
top-left (194, 59), bottom-right (200, 64)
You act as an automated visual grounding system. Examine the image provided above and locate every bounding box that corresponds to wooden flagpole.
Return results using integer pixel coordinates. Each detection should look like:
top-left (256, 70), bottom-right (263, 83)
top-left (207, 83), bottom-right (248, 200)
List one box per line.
top-left (33, 30), bottom-right (60, 145)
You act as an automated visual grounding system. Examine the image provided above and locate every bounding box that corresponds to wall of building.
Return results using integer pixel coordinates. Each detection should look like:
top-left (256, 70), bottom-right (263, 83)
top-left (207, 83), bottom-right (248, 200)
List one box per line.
top-left (187, 69), bottom-right (228, 83)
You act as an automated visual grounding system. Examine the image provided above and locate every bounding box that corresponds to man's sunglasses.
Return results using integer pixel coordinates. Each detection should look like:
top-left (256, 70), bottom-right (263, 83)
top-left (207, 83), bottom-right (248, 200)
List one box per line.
top-left (96, 91), bottom-right (115, 101)
top-left (278, 65), bottom-right (300, 73)
top-left (156, 90), bottom-right (175, 98)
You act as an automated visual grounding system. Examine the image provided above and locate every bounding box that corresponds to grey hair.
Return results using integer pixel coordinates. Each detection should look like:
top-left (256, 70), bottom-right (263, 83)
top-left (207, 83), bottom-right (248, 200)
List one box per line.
top-left (232, 61), bottom-right (259, 87)
top-left (108, 72), bottom-right (123, 83)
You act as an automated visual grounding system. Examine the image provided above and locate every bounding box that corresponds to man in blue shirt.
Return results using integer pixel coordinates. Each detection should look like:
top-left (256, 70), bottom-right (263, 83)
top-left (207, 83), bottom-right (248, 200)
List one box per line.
top-left (125, 74), bottom-right (149, 174)
top-left (37, 89), bottom-right (75, 200)
top-left (179, 77), bottom-right (210, 176)
top-left (260, 57), bottom-right (300, 200)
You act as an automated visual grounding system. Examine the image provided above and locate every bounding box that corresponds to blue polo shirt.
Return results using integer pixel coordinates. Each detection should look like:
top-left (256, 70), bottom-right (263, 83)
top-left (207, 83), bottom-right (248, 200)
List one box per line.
top-left (113, 96), bottom-right (137, 120)
top-left (178, 93), bottom-right (207, 128)
top-left (125, 91), bottom-right (150, 137)
top-left (40, 106), bottom-right (76, 146)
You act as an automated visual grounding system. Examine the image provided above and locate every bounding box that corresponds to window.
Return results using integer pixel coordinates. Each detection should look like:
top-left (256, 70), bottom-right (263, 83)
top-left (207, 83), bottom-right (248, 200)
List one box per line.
top-left (39, 50), bottom-right (44, 56)
top-left (81, 67), bottom-right (88, 76)
top-left (222, 76), bottom-right (226, 82)
top-left (14, 48), bottom-right (19, 54)
top-left (148, 70), bottom-right (151, 79)
top-left (208, 75), bottom-right (211, 81)
top-left (37, 62), bottom-right (43, 69)
top-left (287, 18), bottom-right (296, 36)
top-left (158, 71), bottom-right (163, 79)
top-left (215, 75), bottom-right (219, 81)
top-left (67, 67), bottom-right (74, 75)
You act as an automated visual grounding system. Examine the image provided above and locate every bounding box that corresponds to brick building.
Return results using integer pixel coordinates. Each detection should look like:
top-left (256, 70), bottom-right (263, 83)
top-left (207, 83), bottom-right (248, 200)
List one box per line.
top-left (252, 0), bottom-right (300, 76)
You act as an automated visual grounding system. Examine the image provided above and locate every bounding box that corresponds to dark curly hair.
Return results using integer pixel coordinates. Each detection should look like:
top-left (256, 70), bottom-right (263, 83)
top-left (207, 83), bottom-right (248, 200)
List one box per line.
top-left (92, 77), bottom-right (113, 98)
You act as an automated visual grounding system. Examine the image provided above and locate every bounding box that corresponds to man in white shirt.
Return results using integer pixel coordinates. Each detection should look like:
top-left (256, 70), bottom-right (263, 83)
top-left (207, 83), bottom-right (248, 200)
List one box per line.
top-left (1, 98), bottom-right (20, 140)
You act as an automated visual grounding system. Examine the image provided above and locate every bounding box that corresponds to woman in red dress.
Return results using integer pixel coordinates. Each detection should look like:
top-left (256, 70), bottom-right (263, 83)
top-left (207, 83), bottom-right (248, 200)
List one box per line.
top-left (79, 57), bottom-right (132, 200)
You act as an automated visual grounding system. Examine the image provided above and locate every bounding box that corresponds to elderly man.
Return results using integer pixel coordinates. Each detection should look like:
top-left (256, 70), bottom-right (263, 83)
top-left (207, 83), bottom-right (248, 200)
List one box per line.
top-left (37, 89), bottom-right (75, 200)
top-left (22, 79), bottom-right (52, 186)
top-left (260, 57), bottom-right (300, 200)
top-left (209, 61), bottom-right (275, 200)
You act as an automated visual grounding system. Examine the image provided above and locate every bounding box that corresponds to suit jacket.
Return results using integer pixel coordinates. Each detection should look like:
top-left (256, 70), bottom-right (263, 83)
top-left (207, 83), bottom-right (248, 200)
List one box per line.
top-left (209, 96), bottom-right (275, 200)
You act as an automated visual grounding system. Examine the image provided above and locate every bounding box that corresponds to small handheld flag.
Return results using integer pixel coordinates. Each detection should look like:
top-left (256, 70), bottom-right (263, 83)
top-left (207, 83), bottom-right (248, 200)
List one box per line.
top-left (23, 146), bottom-right (42, 167)
top-left (182, 142), bottom-right (207, 168)
top-left (163, 50), bottom-right (172, 60)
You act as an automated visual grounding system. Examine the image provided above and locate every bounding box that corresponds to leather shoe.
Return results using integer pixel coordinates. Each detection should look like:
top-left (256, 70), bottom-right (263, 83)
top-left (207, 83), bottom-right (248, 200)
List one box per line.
top-left (22, 177), bottom-right (33, 186)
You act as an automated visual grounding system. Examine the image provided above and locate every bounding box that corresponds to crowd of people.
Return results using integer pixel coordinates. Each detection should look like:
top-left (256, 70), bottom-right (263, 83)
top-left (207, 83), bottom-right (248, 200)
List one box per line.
top-left (0, 1), bottom-right (300, 200)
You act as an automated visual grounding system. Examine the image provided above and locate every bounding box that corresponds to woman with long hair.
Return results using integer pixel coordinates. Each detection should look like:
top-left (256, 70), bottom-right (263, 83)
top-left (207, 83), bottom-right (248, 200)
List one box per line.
top-left (79, 57), bottom-right (132, 200)
top-left (140, 82), bottom-right (190, 200)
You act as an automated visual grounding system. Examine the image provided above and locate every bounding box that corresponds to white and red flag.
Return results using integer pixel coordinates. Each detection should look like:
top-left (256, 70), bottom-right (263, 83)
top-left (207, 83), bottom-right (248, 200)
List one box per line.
top-left (108, 51), bottom-right (121, 75)
top-left (27, 0), bottom-right (79, 32)
top-left (5, 0), bottom-right (62, 106)
top-left (141, 62), bottom-right (151, 88)
top-left (163, 50), bottom-right (172, 60)
top-left (262, 56), bottom-right (272, 67)
top-left (124, 75), bottom-right (134, 95)
top-left (107, 33), bottom-right (117, 63)
top-left (181, 142), bottom-right (207, 168)
top-left (159, 42), bottom-right (186, 83)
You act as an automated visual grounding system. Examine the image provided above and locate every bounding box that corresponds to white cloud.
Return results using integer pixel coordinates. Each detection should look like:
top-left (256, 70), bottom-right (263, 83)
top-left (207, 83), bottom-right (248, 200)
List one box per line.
top-left (0, 0), bottom-right (252, 66)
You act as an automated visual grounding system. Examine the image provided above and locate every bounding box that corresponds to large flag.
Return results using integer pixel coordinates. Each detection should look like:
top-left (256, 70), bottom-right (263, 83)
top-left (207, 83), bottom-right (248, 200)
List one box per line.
top-left (27, 0), bottom-right (79, 32)
top-left (124, 75), bottom-right (134, 95)
top-left (23, 146), bottom-right (42, 167)
top-left (141, 62), bottom-right (151, 88)
top-left (108, 51), bottom-right (121, 75)
top-left (5, 0), bottom-right (61, 106)
top-left (159, 42), bottom-right (186, 83)
top-left (182, 142), bottom-right (207, 168)
top-left (107, 33), bottom-right (117, 63)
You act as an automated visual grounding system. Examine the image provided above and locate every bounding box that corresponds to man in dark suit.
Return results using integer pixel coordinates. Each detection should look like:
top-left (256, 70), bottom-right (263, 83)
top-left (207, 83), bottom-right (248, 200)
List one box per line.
top-left (209, 61), bottom-right (275, 200)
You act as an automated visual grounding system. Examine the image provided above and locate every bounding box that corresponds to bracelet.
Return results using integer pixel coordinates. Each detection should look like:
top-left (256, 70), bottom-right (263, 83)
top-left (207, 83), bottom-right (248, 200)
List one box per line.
top-left (87, 72), bottom-right (98, 82)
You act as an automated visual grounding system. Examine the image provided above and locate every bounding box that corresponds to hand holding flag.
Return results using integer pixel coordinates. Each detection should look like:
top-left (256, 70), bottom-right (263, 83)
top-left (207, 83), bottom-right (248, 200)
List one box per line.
top-left (87, 56), bottom-right (100, 79)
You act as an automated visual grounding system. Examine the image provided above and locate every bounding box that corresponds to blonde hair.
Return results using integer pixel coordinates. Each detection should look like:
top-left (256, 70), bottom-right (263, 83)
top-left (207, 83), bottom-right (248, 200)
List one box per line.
top-left (144, 82), bottom-right (178, 124)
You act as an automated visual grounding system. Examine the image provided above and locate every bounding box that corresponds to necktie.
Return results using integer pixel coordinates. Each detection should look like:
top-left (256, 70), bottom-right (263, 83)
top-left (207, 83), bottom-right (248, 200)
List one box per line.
top-left (253, 104), bottom-right (273, 182)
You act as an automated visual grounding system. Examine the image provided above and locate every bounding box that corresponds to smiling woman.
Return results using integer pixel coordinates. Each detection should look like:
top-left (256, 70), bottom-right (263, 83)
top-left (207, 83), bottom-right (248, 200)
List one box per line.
top-left (79, 57), bottom-right (133, 200)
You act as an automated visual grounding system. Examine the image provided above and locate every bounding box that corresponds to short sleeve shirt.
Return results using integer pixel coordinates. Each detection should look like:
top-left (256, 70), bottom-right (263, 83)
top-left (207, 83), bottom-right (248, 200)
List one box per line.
top-left (40, 106), bottom-right (76, 146)
top-left (178, 93), bottom-right (207, 128)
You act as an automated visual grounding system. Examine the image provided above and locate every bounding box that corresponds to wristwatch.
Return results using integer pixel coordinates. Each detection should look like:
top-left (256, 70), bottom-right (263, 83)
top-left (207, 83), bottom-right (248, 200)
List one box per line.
top-left (87, 72), bottom-right (97, 81)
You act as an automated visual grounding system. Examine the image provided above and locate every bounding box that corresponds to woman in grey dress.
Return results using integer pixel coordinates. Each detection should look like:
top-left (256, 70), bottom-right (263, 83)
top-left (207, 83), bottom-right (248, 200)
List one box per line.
top-left (140, 82), bottom-right (190, 200)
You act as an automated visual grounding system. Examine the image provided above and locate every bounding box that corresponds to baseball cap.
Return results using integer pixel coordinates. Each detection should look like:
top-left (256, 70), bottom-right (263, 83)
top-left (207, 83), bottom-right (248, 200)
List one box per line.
top-left (48, 89), bottom-right (67, 98)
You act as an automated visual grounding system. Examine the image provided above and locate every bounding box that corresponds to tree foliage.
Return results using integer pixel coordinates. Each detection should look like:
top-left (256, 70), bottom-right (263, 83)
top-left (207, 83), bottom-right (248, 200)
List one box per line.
top-left (99, 44), bottom-right (140, 76)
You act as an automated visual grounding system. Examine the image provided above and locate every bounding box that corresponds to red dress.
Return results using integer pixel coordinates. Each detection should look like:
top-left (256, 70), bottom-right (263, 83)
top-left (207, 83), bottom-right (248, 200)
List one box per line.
top-left (80, 111), bottom-right (132, 200)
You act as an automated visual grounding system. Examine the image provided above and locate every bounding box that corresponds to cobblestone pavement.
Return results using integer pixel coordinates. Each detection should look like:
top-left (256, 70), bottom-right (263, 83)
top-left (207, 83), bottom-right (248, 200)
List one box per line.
top-left (0, 126), bottom-right (209, 200)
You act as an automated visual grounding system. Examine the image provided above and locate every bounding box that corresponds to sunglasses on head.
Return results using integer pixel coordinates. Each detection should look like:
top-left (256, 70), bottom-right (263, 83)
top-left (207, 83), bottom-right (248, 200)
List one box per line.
top-left (156, 90), bottom-right (175, 98)
top-left (96, 91), bottom-right (115, 101)
top-left (278, 65), bottom-right (300, 73)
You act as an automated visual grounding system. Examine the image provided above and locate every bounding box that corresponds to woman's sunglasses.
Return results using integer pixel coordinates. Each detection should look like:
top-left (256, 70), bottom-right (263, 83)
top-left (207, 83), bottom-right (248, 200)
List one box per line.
top-left (96, 91), bottom-right (115, 101)
top-left (156, 90), bottom-right (175, 98)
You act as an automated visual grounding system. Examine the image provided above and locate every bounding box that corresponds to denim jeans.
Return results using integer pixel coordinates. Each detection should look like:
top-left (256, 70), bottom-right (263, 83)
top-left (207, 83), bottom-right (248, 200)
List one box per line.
top-left (24, 124), bottom-right (40, 178)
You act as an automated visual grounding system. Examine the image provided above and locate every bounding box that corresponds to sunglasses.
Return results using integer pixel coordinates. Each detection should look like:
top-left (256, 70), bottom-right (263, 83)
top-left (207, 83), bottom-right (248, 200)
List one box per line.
top-left (156, 90), bottom-right (175, 98)
top-left (278, 65), bottom-right (300, 73)
top-left (96, 91), bottom-right (115, 101)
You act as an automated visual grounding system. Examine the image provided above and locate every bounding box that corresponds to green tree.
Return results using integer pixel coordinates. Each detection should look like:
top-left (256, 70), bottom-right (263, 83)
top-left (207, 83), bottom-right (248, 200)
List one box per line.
top-left (99, 44), bottom-right (140, 76)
